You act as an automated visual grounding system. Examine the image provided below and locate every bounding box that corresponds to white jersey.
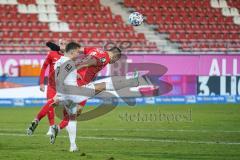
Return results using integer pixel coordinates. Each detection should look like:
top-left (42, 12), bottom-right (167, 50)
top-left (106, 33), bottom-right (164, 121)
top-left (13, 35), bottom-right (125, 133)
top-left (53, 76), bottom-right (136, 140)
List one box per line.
top-left (54, 56), bottom-right (95, 107)
top-left (54, 56), bottom-right (78, 86)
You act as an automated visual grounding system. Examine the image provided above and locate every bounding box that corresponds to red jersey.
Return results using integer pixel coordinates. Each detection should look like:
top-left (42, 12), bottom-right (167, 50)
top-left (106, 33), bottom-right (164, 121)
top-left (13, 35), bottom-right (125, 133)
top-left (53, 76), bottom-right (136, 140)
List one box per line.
top-left (77, 47), bottom-right (110, 86)
top-left (39, 51), bottom-right (63, 88)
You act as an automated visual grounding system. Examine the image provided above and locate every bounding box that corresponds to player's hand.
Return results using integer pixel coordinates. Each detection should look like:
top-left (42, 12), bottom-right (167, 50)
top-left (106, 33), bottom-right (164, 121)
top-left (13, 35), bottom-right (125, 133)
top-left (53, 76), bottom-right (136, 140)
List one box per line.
top-left (40, 84), bottom-right (45, 92)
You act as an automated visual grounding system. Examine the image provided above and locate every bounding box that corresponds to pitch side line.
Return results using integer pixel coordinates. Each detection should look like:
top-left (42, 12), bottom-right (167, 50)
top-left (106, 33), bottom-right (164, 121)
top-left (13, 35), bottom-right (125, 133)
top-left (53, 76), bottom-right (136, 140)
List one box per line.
top-left (0, 133), bottom-right (240, 145)
top-left (0, 128), bottom-right (240, 133)
top-left (74, 128), bottom-right (240, 133)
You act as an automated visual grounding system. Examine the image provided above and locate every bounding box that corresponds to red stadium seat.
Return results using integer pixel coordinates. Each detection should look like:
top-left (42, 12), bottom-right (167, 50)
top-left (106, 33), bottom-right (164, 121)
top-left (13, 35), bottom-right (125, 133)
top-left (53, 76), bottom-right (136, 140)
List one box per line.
top-left (2, 0), bottom-right (239, 53)
top-left (123, 0), bottom-right (240, 52)
top-left (0, 0), bottom-right (156, 53)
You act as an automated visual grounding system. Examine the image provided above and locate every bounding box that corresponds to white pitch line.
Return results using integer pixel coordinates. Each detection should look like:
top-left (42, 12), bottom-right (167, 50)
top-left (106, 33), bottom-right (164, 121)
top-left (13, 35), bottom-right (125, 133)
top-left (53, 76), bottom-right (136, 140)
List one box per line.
top-left (79, 128), bottom-right (240, 133)
top-left (1, 128), bottom-right (240, 133)
top-left (0, 133), bottom-right (240, 145)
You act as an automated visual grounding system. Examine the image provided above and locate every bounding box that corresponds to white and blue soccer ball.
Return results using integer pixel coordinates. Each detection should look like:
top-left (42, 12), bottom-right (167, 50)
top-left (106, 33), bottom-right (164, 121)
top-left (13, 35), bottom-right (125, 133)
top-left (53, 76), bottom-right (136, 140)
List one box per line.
top-left (128, 12), bottom-right (144, 26)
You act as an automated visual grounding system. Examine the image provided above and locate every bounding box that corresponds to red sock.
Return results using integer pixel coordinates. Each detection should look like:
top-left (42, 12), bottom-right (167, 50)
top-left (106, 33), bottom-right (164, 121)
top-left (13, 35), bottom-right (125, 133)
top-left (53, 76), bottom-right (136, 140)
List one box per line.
top-left (59, 109), bottom-right (70, 129)
top-left (47, 106), bottom-right (55, 126)
top-left (36, 99), bottom-right (54, 122)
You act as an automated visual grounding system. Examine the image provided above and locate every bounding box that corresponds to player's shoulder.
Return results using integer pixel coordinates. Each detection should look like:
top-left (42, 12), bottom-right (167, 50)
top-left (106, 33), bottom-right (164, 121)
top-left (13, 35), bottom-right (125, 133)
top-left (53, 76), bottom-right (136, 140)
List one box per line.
top-left (88, 48), bottom-right (106, 56)
top-left (84, 47), bottom-right (95, 54)
top-left (47, 51), bottom-right (62, 59)
top-left (54, 56), bottom-right (70, 68)
top-left (84, 47), bottom-right (104, 54)
top-left (59, 56), bottom-right (74, 65)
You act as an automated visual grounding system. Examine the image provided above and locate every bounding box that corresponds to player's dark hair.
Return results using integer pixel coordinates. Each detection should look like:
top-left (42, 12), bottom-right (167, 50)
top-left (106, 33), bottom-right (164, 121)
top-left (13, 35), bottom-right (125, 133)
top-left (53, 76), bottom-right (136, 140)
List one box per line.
top-left (65, 42), bottom-right (81, 53)
top-left (46, 41), bottom-right (60, 51)
top-left (108, 46), bottom-right (122, 57)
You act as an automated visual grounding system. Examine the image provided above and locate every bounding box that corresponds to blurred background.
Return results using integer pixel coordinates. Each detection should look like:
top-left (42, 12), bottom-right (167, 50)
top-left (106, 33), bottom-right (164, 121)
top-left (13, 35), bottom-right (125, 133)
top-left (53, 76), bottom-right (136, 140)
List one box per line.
top-left (0, 0), bottom-right (239, 106)
top-left (0, 1), bottom-right (240, 159)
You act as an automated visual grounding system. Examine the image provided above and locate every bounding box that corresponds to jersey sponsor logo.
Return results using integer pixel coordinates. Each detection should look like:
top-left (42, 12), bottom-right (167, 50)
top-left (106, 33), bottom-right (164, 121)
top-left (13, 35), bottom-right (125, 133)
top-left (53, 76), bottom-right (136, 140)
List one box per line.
top-left (100, 57), bottom-right (106, 63)
top-left (65, 64), bottom-right (72, 72)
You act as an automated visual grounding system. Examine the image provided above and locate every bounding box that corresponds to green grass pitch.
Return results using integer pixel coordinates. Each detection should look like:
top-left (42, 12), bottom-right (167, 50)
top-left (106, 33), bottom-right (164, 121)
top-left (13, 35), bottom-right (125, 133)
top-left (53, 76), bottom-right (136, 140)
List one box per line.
top-left (0, 104), bottom-right (240, 160)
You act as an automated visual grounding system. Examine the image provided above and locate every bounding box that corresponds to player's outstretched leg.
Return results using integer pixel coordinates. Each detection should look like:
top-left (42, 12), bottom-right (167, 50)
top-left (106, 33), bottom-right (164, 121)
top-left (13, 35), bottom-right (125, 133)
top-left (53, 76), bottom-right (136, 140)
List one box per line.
top-left (90, 71), bottom-right (140, 96)
top-left (105, 71), bottom-right (139, 91)
top-left (61, 72), bottom-right (139, 102)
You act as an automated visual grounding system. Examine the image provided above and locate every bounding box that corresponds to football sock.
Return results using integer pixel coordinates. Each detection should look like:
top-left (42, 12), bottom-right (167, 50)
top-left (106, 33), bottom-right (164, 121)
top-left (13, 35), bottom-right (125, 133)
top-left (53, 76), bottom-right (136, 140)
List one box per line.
top-left (59, 109), bottom-right (69, 129)
top-left (106, 76), bottom-right (139, 91)
top-left (67, 121), bottom-right (77, 145)
top-left (47, 106), bottom-right (55, 126)
top-left (64, 83), bottom-right (96, 98)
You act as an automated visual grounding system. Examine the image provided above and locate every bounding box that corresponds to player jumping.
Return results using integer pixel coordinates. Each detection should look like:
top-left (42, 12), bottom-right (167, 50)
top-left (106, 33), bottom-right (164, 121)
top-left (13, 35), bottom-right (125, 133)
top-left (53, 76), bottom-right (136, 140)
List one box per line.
top-left (37, 39), bottom-right (88, 137)
top-left (27, 42), bottom-right (139, 151)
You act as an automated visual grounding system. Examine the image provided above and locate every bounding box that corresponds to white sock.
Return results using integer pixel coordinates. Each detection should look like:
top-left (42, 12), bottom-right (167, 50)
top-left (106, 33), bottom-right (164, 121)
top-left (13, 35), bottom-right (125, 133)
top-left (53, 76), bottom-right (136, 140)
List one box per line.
top-left (49, 126), bottom-right (53, 131)
top-left (67, 121), bottom-right (77, 145)
top-left (57, 125), bottom-right (61, 133)
top-left (105, 77), bottom-right (139, 91)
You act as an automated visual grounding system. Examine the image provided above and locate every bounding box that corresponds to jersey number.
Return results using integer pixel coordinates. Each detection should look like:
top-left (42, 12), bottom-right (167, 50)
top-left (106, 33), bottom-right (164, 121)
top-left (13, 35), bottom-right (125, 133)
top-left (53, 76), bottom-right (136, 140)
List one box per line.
top-left (56, 66), bottom-right (60, 77)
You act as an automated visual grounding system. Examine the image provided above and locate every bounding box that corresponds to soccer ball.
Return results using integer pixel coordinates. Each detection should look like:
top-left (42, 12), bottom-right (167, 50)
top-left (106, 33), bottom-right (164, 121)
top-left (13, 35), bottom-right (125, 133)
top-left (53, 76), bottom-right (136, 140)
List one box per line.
top-left (128, 12), bottom-right (144, 26)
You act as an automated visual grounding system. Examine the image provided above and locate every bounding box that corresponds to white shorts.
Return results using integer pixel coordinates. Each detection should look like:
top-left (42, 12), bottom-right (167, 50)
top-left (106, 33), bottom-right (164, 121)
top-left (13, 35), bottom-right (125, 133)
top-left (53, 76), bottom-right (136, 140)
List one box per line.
top-left (56, 83), bottom-right (95, 103)
top-left (64, 102), bottom-right (78, 115)
top-left (56, 93), bottom-right (88, 104)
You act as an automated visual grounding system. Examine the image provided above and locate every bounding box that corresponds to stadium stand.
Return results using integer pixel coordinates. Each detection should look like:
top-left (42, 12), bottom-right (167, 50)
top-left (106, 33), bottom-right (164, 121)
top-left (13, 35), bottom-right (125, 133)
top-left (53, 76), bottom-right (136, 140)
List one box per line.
top-left (0, 0), bottom-right (239, 53)
top-left (123, 0), bottom-right (240, 52)
top-left (0, 0), bottom-right (158, 53)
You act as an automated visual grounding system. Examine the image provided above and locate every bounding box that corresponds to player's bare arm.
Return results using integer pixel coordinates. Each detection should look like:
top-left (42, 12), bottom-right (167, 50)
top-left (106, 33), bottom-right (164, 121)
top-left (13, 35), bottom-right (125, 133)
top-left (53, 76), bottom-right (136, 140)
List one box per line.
top-left (75, 55), bottom-right (97, 70)
top-left (39, 54), bottom-right (50, 92)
